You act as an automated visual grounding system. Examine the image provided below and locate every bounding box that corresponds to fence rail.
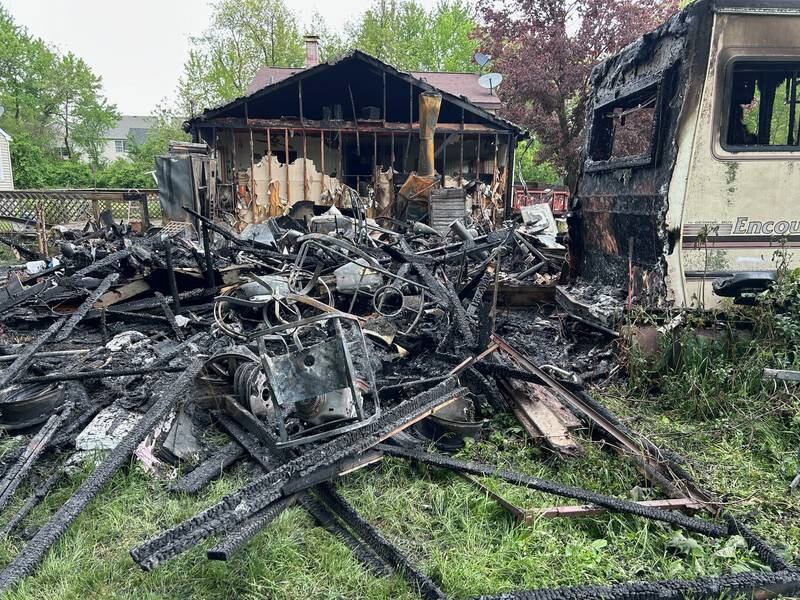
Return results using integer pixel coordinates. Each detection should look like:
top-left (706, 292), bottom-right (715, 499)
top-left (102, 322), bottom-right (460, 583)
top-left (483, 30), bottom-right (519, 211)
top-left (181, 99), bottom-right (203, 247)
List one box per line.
top-left (0, 189), bottom-right (161, 232)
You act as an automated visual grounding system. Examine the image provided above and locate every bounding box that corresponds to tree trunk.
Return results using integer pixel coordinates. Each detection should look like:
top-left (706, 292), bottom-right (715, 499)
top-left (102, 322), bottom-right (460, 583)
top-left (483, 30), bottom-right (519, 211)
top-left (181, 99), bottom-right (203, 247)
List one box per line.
top-left (64, 103), bottom-right (72, 159)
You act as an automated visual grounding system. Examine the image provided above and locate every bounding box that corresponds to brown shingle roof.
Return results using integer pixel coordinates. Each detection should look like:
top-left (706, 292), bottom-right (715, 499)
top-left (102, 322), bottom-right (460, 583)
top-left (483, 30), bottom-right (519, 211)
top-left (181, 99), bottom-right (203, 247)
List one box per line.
top-left (409, 71), bottom-right (501, 111)
top-left (246, 67), bottom-right (304, 94)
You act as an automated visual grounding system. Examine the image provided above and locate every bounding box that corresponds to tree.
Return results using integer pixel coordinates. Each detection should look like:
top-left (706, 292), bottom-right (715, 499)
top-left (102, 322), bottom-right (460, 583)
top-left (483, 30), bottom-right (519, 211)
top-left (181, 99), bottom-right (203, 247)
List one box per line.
top-left (515, 140), bottom-right (560, 186)
top-left (478, 0), bottom-right (679, 188)
top-left (0, 6), bottom-right (118, 188)
top-left (72, 97), bottom-right (119, 182)
top-left (178, 0), bottom-right (304, 114)
top-left (48, 52), bottom-right (116, 159)
top-left (178, 0), bottom-right (482, 113)
top-left (0, 6), bottom-right (57, 145)
top-left (348, 0), bottom-right (479, 72)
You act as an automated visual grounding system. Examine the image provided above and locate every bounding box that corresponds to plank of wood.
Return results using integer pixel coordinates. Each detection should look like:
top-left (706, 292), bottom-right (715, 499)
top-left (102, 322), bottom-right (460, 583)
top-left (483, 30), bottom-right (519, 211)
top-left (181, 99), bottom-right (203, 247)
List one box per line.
top-left (763, 368), bottom-right (800, 382)
top-left (537, 498), bottom-right (704, 519)
top-left (498, 379), bottom-right (582, 456)
top-left (94, 279), bottom-right (151, 308)
top-left (528, 383), bottom-right (582, 431)
top-left (463, 474), bottom-right (701, 524)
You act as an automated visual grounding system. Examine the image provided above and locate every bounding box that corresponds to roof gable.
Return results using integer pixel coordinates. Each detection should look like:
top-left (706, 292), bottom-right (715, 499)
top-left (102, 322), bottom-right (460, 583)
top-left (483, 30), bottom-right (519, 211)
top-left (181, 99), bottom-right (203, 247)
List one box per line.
top-left (191, 51), bottom-right (522, 135)
top-left (247, 64), bottom-right (503, 110)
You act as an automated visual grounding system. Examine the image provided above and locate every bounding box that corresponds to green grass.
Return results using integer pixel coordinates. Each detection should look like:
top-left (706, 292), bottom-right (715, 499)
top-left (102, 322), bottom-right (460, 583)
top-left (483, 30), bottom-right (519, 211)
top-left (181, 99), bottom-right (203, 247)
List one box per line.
top-left (0, 317), bottom-right (798, 598)
top-left (0, 390), bottom-right (796, 600)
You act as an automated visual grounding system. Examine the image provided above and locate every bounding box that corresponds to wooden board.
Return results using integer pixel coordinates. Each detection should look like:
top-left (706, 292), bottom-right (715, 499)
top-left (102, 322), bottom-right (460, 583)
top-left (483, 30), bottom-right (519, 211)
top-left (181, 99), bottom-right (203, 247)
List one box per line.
top-left (94, 279), bottom-right (151, 309)
top-left (498, 378), bottom-right (582, 457)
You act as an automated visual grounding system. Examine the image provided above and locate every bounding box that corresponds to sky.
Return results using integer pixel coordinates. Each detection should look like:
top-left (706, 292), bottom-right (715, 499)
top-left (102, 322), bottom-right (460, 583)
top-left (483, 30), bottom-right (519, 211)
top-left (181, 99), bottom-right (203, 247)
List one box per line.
top-left (3, 0), bottom-right (439, 116)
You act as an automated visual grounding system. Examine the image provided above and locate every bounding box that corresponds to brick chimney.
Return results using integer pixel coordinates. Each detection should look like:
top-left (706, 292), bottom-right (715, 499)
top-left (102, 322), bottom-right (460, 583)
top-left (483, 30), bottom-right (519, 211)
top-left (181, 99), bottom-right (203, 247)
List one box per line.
top-left (304, 35), bottom-right (320, 68)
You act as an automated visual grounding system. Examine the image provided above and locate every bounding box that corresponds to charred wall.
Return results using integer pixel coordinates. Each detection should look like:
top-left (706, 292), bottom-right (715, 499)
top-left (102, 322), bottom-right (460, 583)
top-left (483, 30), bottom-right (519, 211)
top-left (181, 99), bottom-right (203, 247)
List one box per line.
top-left (573, 1), bottom-right (712, 303)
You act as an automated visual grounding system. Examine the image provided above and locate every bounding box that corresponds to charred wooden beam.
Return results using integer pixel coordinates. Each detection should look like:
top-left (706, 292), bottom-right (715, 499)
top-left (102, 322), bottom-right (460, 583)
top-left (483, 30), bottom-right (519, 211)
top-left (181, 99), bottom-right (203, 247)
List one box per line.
top-left (54, 272), bottom-right (119, 343)
top-left (197, 117), bottom-right (510, 135)
top-left (169, 441), bottom-right (245, 495)
top-left (0, 346), bottom-right (206, 592)
top-left (0, 403), bottom-right (73, 514)
top-left (15, 365), bottom-right (185, 385)
top-left (130, 379), bottom-right (464, 570)
top-left (376, 444), bottom-right (725, 538)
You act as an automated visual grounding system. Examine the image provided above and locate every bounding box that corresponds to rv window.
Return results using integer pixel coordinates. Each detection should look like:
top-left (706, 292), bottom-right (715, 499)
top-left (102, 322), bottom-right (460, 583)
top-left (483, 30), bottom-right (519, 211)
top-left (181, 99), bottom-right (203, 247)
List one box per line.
top-left (725, 62), bottom-right (800, 149)
top-left (589, 88), bottom-right (658, 163)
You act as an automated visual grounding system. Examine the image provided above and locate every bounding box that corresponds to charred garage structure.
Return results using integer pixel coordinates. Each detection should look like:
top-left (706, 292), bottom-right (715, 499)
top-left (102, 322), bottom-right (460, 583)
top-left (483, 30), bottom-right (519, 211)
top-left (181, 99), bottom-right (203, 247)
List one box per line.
top-left (184, 50), bottom-right (525, 231)
top-left (573, 0), bottom-right (800, 307)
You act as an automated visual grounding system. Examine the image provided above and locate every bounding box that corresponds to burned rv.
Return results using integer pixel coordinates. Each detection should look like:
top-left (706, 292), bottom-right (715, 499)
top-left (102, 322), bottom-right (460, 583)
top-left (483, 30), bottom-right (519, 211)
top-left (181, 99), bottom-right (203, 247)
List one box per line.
top-left (573, 0), bottom-right (800, 307)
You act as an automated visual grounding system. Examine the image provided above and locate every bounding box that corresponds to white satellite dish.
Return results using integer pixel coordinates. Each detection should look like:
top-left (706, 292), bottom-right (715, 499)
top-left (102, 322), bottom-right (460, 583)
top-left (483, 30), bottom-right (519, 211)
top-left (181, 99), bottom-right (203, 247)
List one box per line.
top-left (0, 105), bottom-right (5, 118)
top-left (478, 73), bottom-right (503, 96)
top-left (474, 52), bottom-right (491, 68)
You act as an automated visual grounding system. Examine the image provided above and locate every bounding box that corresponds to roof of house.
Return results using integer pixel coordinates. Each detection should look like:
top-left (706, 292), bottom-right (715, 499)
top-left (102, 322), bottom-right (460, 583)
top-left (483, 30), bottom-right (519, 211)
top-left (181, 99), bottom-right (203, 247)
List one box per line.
top-left (247, 65), bottom-right (503, 110)
top-left (0, 128), bottom-right (11, 142)
top-left (193, 50), bottom-right (523, 136)
top-left (106, 115), bottom-right (156, 144)
top-left (246, 67), bottom-right (305, 94)
top-left (409, 71), bottom-right (502, 110)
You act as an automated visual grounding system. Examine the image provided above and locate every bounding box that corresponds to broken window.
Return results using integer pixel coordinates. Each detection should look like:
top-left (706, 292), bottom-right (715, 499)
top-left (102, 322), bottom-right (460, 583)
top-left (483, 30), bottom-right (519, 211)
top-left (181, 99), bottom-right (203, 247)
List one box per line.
top-left (588, 84), bottom-right (660, 168)
top-left (724, 61), bottom-right (800, 150)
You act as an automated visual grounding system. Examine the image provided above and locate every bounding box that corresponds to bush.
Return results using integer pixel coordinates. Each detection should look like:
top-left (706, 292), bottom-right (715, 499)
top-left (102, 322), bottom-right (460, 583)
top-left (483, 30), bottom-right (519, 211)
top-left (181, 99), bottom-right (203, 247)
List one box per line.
top-left (9, 132), bottom-right (50, 188)
top-left (95, 158), bottom-right (155, 189)
top-left (41, 158), bottom-right (93, 187)
top-left (625, 263), bottom-right (800, 420)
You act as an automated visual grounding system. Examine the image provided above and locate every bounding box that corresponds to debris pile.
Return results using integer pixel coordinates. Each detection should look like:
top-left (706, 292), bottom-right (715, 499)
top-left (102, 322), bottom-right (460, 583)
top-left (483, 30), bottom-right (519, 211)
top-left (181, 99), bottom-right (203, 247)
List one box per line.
top-left (0, 196), bottom-right (796, 598)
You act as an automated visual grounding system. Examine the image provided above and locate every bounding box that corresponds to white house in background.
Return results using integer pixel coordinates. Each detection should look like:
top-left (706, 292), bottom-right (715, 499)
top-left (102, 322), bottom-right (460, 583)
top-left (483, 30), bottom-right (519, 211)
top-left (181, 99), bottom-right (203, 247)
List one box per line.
top-left (100, 115), bottom-right (155, 162)
top-left (0, 128), bottom-right (13, 190)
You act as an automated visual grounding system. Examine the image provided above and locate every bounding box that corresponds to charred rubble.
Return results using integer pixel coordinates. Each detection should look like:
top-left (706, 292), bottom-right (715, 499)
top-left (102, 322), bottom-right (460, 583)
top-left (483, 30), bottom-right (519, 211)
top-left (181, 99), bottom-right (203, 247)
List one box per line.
top-left (1, 69), bottom-right (799, 595)
top-left (0, 192), bottom-right (796, 598)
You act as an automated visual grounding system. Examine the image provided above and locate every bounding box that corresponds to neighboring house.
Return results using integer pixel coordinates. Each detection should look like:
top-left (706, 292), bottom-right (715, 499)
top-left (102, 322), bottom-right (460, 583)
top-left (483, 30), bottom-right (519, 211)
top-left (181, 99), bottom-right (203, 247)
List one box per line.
top-left (100, 115), bottom-right (155, 162)
top-left (0, 129), bottom-right (13, 191)
top-left (246, 37), bottom-right (503, 114)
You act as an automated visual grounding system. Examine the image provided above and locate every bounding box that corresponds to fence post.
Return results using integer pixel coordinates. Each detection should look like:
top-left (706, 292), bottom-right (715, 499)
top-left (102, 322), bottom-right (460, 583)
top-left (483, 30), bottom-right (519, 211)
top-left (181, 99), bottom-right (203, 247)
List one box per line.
top-left (140, 198), bottom-right (151, 231)
top-left (91, 200), bottom-right (100, 226)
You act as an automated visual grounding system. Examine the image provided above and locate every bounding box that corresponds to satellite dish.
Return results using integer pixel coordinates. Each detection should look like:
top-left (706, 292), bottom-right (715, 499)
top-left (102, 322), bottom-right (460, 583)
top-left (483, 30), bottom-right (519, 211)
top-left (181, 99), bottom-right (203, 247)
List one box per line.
top-left (474, 52), bottom-right (491, 68)
top-left (0, 105), bottom-right (5, 118)
top-left (478, 73), bottom-right (503, 96)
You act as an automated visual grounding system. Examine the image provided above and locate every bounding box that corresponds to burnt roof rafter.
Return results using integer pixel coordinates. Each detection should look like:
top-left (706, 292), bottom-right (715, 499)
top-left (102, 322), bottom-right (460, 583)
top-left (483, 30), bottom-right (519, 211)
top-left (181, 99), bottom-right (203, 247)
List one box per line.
top-left (188, 50), bottom-right (525, 137)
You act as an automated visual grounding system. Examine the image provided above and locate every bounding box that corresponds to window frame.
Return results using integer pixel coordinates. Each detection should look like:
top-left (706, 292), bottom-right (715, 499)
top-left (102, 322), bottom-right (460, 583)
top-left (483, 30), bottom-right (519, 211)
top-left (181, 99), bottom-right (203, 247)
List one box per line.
top-left (114, 139), bottom-right (128, 154)
top-left (720, 57), bottom-right (800, 154)
top-left (585, 71), bottom-right (670, 173)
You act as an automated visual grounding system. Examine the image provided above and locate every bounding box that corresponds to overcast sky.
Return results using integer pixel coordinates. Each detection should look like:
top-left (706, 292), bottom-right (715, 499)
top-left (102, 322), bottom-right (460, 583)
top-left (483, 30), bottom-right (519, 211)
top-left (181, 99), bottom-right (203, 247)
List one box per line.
top-left (3, 0), bottom-right (438, 115)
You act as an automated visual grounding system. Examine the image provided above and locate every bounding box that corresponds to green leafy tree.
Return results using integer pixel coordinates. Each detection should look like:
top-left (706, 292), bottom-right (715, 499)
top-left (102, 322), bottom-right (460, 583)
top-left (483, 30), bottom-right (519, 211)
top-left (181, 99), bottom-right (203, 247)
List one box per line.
top-left (0, 6), bottom-right (57, 145)
top-left (178, 0), bottom-right (304, 114)
top-left (48, 52), bottom-right (115, 159)
top-left (72, 97), bottom-right (119, 183)
top-left (0, 6), bottom-right (119, 188)
top-left (348, 0), bottom-right (479, 72)
top-left (515, 140), bottom-right (561, 186)
top-left (8, 131), bottom-right (49, 188)
top-left (179, 0), bottom-right (481, 113)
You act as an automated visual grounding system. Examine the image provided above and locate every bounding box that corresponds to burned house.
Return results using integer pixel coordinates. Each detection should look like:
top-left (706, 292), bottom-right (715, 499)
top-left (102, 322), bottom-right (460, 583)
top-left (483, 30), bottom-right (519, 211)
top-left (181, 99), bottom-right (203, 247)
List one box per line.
top-left (573, 0), bottom-right (800, 307)
top-left (184, 50), bottom-right (524, 230)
